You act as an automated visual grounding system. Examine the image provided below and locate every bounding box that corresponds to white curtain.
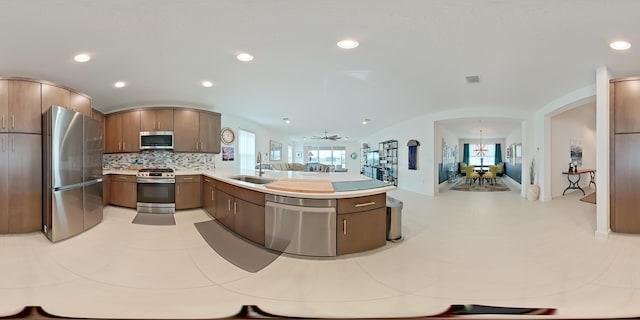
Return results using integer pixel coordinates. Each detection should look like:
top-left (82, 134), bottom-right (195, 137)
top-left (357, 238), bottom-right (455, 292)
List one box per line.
top-left (238, 129), bottom-right (256, 171)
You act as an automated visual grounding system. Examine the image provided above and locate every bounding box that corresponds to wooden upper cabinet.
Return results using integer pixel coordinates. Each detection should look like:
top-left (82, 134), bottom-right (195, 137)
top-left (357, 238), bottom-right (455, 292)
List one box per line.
top-left (105, 113), bottom-right (122, 153)
top-left (69, 92), bottom-right (91, 116)
top-left (8, 80), bottom-right (41, 134)
top-left (140, 108), bottom-right (174, 131)
top-left (42, 84), bottom-right (91, 117)
top-left (200, 111), bottom-right (221, 153)
top-left (613, 80), bottom-right (640, 133)
top-left (0, 80), bottom-right (7, 133)
top-left (104, 111), bottom-right (140, 153)
top-left (174, 109), bottom-right (200, 152)
top-left (91, 109), bottom-right (105, 123)
top-left (173, 109), bottom-right (221, 153)
top-left (121, 111), bottom-right (140, 153)
top-left (41, 83), bottom-right (69, 114)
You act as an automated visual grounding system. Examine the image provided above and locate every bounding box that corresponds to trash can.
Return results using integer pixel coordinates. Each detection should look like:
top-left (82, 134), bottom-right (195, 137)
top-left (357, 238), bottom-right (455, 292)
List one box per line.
top-left (386, 196), bottom-right (403, 241)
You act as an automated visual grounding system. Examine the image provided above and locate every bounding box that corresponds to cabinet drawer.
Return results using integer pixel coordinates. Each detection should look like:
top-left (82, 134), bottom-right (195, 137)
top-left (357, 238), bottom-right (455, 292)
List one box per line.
top-left (202, 175), bottom-right (215, 186)
top-left (337, 193), bottom-right (386, 214)
top-left (111, 174), bottom-right (137, 183)
top-left (217, 181), bottom-right (265, 206)
top-left (176, 175), bottom-right (201, 183)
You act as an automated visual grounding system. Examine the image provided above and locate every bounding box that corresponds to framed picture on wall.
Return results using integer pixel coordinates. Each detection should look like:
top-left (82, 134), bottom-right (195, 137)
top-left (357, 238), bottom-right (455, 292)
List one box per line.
top-left (270, 140), bottom-right (282, 161)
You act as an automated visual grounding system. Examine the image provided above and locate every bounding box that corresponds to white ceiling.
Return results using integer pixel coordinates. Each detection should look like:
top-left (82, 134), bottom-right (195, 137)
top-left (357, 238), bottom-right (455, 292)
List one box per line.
top-left (1, 0), bottom-right (638, 141)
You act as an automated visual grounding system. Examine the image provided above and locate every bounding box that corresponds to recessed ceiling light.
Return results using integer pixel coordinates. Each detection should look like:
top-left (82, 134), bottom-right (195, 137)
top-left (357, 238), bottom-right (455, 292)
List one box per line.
top-left (362, 118), bottom-right (370, 125)
top-left (337, 39), bottom-right (359, 49)
top-left (73, 53), bottom-right (91, 62)
top-left (283, 117), bottom-right (291, 124)
top-left (610, 41), bottom-right (631, 50)
top-left (114, 81), bottom-right (126, 88)
top-left (237, 53), bottom-right (254, 62)
top-left (202, 81), bottom-right (213, 87)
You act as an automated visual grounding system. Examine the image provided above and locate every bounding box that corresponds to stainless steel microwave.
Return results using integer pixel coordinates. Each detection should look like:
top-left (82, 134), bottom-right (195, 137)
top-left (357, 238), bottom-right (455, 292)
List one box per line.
top-left (140, 131), bottom-right (174, 150)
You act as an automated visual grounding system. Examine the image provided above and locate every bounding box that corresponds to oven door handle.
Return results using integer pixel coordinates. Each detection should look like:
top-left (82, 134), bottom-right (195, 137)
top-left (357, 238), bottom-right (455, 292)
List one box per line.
top-left (136, 178), bottom-right (176, 184)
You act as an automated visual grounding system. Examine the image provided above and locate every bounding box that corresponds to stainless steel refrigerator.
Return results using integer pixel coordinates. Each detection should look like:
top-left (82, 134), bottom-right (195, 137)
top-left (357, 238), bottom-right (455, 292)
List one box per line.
top-left (43, 105), bottom-right (103, 242)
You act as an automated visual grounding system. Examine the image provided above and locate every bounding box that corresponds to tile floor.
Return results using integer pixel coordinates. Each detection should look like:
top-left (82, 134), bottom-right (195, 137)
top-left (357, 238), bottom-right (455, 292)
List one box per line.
top-left (2, 180), bottom-right (639, 319)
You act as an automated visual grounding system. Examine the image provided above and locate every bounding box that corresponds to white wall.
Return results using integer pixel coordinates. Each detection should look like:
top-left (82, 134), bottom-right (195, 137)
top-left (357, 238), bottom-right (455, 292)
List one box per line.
top-left (550, 102), bottom-right (596, 198)
top-left (434, 124), bottom-right (459, 192)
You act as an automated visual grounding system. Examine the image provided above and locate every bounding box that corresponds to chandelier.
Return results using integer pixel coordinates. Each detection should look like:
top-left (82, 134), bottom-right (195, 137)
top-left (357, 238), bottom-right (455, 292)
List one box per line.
top-left (474, 129), bottom-right (488, 156)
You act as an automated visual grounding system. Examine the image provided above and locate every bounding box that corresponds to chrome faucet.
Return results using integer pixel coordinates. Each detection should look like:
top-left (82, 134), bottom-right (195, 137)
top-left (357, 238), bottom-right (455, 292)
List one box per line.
top-left (257, 152), bottom-right (263, 176)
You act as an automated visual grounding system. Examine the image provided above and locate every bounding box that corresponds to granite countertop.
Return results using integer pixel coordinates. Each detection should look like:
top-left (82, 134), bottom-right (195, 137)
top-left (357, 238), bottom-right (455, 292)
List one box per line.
top-left (103, 168), bottom-right (395, 199)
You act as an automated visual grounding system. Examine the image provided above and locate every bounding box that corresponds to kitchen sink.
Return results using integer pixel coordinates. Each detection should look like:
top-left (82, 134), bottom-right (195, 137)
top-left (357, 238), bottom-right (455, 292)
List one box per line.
top-left (229, 175), bottom-right (275, 184)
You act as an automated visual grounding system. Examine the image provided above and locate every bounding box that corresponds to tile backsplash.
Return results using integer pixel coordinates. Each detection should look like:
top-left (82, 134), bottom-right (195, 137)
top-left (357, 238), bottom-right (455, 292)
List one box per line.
top-left (103, 151), bottom-right (224, 171)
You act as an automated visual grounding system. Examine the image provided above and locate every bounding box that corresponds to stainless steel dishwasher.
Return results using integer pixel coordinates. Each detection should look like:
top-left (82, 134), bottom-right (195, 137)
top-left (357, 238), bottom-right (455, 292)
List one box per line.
top-left (265, 194), bottom-right (337, 257)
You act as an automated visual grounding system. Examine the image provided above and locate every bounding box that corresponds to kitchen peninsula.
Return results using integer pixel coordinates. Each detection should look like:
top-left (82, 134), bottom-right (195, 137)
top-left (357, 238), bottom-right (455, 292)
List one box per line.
top-left (103, 168), bottom-right (396, 256)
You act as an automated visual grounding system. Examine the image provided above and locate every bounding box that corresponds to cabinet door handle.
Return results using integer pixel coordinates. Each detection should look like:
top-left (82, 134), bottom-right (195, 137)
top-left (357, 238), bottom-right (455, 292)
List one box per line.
top-left (343, 219), bottom-right (347, 235)
top-left (195, 141), bottom-right (199, 151)
top-left (11, 115), bottom-right (15, 129)
top-left (354, 201), bottom-right (376, 207)
top-left (177, 185), bottom-right (179, 194)
top-left (123, 142), bottom-right (125, 150)
top-left (211, 191), bottom-right (214, 201)
top-left (200, 142), bottom-right (204, 151)
top-left (118, 142), bottom-right (121, 151)
top-left (233, 201), bottom-right (236, 215)
top-left (228, 199), bottom-right (231, 211)
top-left (183, 177), bottom-right (193, 180)
top-left (1, 115), bottom-right (4, 129)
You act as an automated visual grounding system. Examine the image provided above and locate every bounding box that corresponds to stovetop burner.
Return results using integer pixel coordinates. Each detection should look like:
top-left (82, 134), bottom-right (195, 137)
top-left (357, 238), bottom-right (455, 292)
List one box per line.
top-left (138, 168), bottom-right (174, 173)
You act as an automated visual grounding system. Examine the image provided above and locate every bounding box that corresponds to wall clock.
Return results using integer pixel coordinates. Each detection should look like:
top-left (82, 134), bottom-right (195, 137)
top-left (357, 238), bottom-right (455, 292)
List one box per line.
top-left (220, 127), bottom-right (235, 145)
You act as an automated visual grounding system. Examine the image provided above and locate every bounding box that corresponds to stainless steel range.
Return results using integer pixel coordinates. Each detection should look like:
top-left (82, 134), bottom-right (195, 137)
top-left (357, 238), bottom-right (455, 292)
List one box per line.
top-left (137, 168), bottom-right (176, 214)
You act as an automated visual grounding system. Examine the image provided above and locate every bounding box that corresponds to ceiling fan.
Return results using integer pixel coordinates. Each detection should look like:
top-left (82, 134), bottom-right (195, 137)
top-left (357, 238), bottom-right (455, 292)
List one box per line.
top-left (311, 131), bottom-right (342, 141)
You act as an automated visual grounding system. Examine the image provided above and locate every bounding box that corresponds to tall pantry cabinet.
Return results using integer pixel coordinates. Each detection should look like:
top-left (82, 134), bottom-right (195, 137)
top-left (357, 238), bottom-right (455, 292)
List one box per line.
top-left (611, 78), bottom-right (640, 233)
top-left (0, 79), bottom-right (42, 233)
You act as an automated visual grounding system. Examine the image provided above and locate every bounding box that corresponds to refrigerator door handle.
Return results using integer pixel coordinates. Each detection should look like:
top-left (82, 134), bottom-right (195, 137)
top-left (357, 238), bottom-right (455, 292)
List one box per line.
top-left (53, 182), bottom-right (87, 192)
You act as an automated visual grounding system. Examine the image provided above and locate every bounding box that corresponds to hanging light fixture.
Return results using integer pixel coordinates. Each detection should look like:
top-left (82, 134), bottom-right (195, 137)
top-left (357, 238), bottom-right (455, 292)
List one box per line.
top-left (474, 129), bottom-right (488, 156)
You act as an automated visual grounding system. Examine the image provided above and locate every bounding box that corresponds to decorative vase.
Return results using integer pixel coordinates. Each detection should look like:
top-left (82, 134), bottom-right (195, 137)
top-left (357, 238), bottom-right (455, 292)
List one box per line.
top-left (527, 184), bottom-right (540, 201)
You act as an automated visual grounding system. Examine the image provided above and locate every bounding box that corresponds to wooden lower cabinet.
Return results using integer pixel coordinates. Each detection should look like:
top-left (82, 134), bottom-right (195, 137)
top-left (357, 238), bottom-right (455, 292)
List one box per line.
top-left (0, 133), bottom-right (42, 233)
top-left (336, 207), bottom-right (387, 255)
top-left (336, 193), bottom-right (387, 255)
top-left (215, 189), bottom-right (235, 229)
top-left (234, 197), bottom-right (265, 245)
top-left (102, 175), bottom-right (110, 206)
top-left (214, 181), bottom-right (265, 245)
top-left (202, 176), bottom-right (216, 217)
top-left (176, 175), bottom-right (201, 209)
top-left (109, 175), bottom-right (137, 208)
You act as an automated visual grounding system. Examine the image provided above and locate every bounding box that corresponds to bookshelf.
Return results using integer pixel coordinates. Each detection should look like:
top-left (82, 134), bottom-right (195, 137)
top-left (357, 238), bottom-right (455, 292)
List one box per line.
top-left (378, 140), bottom-right (398, 186)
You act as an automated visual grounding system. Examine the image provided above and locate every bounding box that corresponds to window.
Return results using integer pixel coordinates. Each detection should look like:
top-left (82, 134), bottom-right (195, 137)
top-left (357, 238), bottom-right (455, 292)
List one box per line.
top-left (306, 146), bottom-right (346, 168)
top-left (238, 129), bottom-right (256, 171)
top-left (469, 144), bottom-right (496, 166)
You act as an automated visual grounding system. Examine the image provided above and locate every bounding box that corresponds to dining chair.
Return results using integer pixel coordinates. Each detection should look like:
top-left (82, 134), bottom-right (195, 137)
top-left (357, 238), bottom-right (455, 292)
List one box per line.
top-left (465, 165), bottom-right (480, 184)
top-left (483, 165), bottom-right (498, 185)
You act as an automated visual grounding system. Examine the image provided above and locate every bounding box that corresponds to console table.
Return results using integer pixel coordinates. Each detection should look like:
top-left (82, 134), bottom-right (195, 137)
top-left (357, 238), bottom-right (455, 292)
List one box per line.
top-left (561, 169), bottom-right (596, 196)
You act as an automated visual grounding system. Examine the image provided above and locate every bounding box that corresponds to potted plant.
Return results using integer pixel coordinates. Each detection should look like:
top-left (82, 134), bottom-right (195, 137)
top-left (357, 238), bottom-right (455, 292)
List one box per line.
top-left (526, 156), bottom-right (540, 201)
